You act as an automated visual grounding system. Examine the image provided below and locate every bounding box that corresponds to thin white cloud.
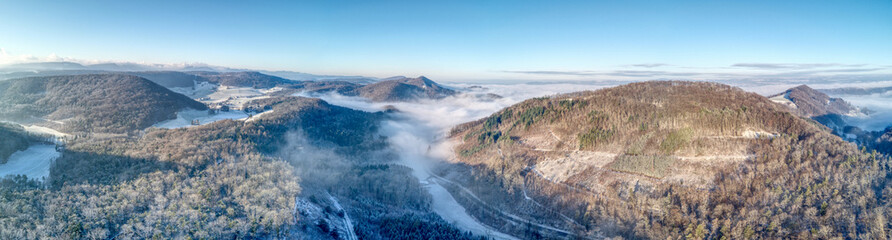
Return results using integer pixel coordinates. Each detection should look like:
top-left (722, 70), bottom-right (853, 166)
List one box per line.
top-left (628, 63), bottom-right (670, 68)
top-left (731, 63), bottom-right (866, 70)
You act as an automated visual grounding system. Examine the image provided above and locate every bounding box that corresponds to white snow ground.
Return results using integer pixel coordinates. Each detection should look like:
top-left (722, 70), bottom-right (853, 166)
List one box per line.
top-left (0, 144), bottom-right (60, 180)
top-left (153, 109), bottom-right (250, 128)
top-left (204, 86), bottom-right (270, 107)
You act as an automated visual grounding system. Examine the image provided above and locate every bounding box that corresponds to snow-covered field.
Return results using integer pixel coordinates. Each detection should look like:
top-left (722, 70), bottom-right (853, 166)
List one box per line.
top-left (0, 144), bottom-right (60, 180)
top-left (153, 109), bottom-right (250, 128)
top-left (170, 81), bottom-right (217, 99)
top-left (204, 86), bottom-right (270, 107)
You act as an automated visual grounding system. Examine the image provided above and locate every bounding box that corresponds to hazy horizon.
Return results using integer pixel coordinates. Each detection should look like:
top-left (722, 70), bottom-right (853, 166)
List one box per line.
top-left (2, 0), bottom-right (891, 82)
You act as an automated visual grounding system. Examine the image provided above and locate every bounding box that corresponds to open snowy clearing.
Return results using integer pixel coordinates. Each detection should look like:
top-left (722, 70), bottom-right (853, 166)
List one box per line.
top-left (203, 86), bottom-right (270, 106)
top-left (153, 108), bottom-right (274, 128)
top-left (170, 81), bottom-right (218, 99)
top-left (0, 144), bottom-right (60, 180)
top-left (153, 109), bottom-right (249, 128)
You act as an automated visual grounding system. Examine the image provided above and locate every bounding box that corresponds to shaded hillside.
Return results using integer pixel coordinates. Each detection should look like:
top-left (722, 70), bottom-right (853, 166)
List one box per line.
top-left (769, 85), bottom-right (860, 118)
top-left (449, 81), bottom-right (892, 239)
top-left (0, 95), bottom-right (473, 239)
top-left (192, 71), bottom-right (294, 88)
top-left (0, 74), bottom-right (207, 133)
top-left (0, 123), bottom-right (44, 164)
top-left (355, 76), bottom-right (456, 102)
top-left (293, 81), bottom-right (361, 95)
top-left (0, 97), bottom-right (376, 239)
top-left (127, 71), bottom-right (205, 88)
top-left (243, 96), bottom-right (386, 154)
top-left (874, 127), bottom-right (892, 154)
top-left (0, 70), bottom-right (107, 81)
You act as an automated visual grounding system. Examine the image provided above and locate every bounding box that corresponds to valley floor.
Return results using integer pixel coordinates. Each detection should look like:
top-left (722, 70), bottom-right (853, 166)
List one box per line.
top-left (0, 144), bottom-right (60, 180)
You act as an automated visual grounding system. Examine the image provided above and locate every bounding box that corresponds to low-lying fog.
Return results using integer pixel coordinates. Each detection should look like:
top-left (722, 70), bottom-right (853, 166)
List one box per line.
top-left (290, 79), bottom-right (892, 238)
top-left (831, 93), bottom-right (892, 131)
top-left (295, 84), bottom-right (614, 239)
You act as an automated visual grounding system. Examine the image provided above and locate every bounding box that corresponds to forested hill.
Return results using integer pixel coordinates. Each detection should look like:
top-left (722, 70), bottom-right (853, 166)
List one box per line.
top-left (191, 71), bottom-right (294, 88)
top-left (0, 96), bottom-right (386, 239)
top-left (0, 74), bottom-right (207, 134)
top-left (355, 76), bottom-right (456, 102)
top-left (127, 71), bottom-right (206, 88)
top-left (769, 84), bottom-right (861, 118)
top-left (448, 81), bottom-right (892, 239)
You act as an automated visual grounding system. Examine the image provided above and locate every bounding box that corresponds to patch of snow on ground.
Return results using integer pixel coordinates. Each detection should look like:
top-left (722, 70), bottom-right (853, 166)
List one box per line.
top-left (768, 93), bottom-right (797, 109)
top-left (204, 86), bottom-right (268, 106)
top-left (170, 81), bottom-right (218, 99)
top-left (0, 144), bottom-right (60, 180)
top-left (153, 109), bottom-right (249, 129)
top-left (327, 193), bottom-right (358, 240)
top-left (244, 110), bottom-right (273, 122)
top-left (24, 125), bottom-right (68, 137)
top-left (741, 130), bottom-right (777, 139)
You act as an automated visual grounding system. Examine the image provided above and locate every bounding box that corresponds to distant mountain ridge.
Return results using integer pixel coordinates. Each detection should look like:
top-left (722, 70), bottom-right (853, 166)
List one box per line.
top-left (768, 84), bottom-right (861, 118)
top-left (819, 85), bottom-right (892, 95)
top-left (355, 76), bottom-right (457, 102)
top-left (190, 71), bottom-right (293, 88)
top-left (0, 61), bottom-right (377, 82)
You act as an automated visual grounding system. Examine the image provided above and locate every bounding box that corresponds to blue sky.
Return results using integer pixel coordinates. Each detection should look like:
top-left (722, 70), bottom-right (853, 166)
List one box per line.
top-left (1, 0), bottom-right (890, 81)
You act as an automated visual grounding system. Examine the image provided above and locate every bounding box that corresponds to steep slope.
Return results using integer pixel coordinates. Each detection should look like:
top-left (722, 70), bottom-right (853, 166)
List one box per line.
top-left (355, 76), bottom-right (456, 102)
top-left (769, 85), bottom-right (861, 118)
top-left (0, 74), bottom-right (207, 133)
top-left (448, 81), bottom-right (892, 239)
top-left (874, 127), bottom-right (892, 154)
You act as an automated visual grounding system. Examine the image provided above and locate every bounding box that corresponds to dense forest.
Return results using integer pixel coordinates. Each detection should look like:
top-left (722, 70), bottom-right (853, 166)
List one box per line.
top-left (0, 74), bottom-right (207, 134)
top-left (0, 95), bottom-right (475, 239)
top-left (450, 81), bottom-right (892, 239)
top-left (191, 71), bottom-right (295, 88)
